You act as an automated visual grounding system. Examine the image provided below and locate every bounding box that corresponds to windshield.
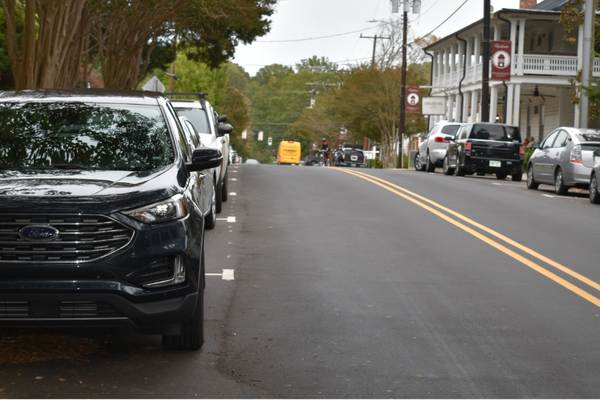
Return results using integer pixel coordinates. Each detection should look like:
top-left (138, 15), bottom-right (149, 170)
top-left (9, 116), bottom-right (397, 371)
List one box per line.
top-left (0, 102), bottom-right (174, 171)
top-left (174, 107), bottom-right (210, 134)
top-left (470, 124), bottom-right (521, 141)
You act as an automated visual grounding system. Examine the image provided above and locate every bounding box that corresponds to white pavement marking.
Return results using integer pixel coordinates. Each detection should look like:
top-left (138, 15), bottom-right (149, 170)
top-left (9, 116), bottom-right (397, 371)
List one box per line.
top-left (216, 216), bottom-right (237, 222)
top-left (229, 192), bottom-right (237, 196)
top-left (206, 270), bottom-right (236, 280)
top-left (230, 178), bottom-right (237, 181)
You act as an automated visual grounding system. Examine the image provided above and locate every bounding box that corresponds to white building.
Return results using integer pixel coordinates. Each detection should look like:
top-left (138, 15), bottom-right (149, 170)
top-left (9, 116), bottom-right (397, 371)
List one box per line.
top-left (424, 0), bottom-right (599, 142)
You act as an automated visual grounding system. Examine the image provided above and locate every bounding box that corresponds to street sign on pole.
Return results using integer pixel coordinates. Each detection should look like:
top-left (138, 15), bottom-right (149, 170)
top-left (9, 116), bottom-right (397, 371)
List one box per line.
top-left (242, 130), bottom-right (247, 139)
top-left (491, 41), bottom-right (511, 81)
top-left (258, 131), bottom-right (264, 141)
top-left (406, 87), bottom-right (420, 113)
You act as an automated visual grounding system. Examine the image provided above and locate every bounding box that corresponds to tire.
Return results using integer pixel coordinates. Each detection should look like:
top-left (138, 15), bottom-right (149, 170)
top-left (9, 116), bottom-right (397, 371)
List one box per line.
top-left (442, 155), bottom-right (454, 175)
top-left (526, 165), bottom-right (538, 189)
top-left (425, 152), bottom-right (435, 172)
top-left (511, 173), bottom-right (522, 182)
top-left (453, 153), bottom-right (466, 176)
top-left (554, 167), bottom-right (569, 195)
top-left (496, 173), bottom-right (507, 180)
top-left (221, 172), bottom-right (228, 202)
top-left (215, 179), bottom-right (223, 213)
top-left (162, 256), bottom-right (205, 351)
top-left (204, 180), bottom-right (217, 230)
top-left (415, 153), bottom-right (425, 171)
top-left (590, 174), bottom-right (600, 204)
top-left (310, 161), bottom-right (317, 166)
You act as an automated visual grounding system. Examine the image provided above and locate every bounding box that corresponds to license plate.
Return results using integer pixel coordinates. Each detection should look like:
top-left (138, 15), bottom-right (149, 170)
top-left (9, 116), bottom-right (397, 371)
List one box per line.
top-left (489, 160), bottom-right (501, 167)
top-left (350, 163), bottom-right (355, 167)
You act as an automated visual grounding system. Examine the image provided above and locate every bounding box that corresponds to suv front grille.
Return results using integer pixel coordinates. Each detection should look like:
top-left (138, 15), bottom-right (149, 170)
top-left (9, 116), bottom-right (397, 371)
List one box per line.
top-left (0, 301), bottom-right (124, 319)
top-left (0, 214), bottom-right (134, 264)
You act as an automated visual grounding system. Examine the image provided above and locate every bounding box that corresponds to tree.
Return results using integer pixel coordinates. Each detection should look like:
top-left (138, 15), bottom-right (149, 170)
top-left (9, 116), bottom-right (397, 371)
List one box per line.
top-left (334, 64), bottom-right (428, 168)
top-left (221, 85), bottom-right (252, 160)
top-left (1, 0), bottom-right (91, 89)
top-left (1, 0), bottom-right (275, 90)
top-left (295, 56), bottom-right (339, 73)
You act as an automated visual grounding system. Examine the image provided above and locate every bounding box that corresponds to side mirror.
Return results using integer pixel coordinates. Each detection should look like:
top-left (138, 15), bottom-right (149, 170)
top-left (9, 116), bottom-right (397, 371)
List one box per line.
top-left (446, 135), bottom-right (455, 142)
top-left (532, 142), bottom-right (540, 149)
top-left (218, 115), bottom-right (227, 123)
top-left (187, 148), bottom-right (223, 172)
top-left (217, 123), bottom-right (233, 137)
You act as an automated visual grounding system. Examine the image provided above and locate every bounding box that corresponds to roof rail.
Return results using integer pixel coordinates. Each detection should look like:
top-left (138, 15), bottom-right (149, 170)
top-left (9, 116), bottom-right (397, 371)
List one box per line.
top-left (164, 92), bottom-right (209, 99)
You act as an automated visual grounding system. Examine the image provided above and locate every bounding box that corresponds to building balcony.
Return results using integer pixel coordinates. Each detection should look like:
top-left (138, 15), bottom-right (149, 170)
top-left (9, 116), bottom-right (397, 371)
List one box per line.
top-left (432, 54), bottom-right (600, 90)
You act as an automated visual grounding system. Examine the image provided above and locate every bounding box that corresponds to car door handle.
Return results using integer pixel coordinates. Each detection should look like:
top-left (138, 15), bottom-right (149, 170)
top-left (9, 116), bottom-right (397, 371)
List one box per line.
top-left (199, 173), bottom-right (206, 180)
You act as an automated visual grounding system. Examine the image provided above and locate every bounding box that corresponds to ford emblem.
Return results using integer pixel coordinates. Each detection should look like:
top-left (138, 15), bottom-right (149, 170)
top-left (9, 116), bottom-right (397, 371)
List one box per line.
top-left (18, 225), bottom-right (60, 242)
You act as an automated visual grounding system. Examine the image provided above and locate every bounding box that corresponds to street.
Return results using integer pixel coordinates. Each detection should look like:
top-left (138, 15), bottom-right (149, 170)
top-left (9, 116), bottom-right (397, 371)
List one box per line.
top-left (2, 163), bottom-right (600, 398)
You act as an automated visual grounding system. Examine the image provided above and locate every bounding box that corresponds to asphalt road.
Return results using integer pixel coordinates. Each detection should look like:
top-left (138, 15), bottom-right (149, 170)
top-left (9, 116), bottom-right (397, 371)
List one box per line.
top-left (2, 164), bottom-right (600, 398)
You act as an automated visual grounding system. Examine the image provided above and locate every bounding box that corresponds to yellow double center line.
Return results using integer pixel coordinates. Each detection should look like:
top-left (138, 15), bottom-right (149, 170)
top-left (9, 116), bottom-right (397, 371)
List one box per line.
top-left (337, 168), bottom-right (600, 308)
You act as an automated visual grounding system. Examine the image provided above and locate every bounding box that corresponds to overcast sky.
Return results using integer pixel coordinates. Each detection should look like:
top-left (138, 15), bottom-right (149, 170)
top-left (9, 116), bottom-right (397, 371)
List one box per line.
top-left (232, 0), bottom-right (524, 76)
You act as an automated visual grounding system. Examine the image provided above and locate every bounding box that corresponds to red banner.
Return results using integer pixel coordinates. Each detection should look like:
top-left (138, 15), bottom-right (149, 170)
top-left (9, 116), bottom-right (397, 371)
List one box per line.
top-left (491, 41), bottom-right (512, 81)
top-left (406, 87), bottom-right (420, 113)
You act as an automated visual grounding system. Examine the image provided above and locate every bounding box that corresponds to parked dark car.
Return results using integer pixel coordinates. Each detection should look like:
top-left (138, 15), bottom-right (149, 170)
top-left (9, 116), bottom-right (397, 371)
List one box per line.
top-left (302, 152), bottom-right (322, 166)
top-left (339, 143), bottom-right (367, 167)
top-left (444, 122), bottom-right (524, 181)
top-left (0, 89), bottom-right (222, 350)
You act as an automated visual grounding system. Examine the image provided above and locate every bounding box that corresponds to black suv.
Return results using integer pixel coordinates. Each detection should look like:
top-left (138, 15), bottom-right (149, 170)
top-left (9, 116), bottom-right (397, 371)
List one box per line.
top-left (444, 122), bottom-right (524, 181)
top-left (0, 89), bottom-right (222, 350)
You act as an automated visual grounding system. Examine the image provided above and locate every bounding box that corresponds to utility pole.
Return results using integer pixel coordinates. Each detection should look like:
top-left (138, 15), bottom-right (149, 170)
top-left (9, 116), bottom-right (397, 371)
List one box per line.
top-left (360, 33), bottom-right (391, 68)
top-left (398, 0), bottom-right (408, 169)
top-left (481, 0), bottom-right (491, 122)
top-left (581, 0), bottom-right (596, 128)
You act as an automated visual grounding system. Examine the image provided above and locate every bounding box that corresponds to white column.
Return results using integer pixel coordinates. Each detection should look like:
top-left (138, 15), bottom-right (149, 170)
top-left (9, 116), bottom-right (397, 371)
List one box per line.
top-left (510, 20), bottom-right (517, 76)
top-left (490, 85), bottom-right (499, 123)
top-left (437, 51), bottom-right (443, 82)
top-left (462, 90), bottom-right (471, 122)
top-left (465, 37), bottom-right (473, 83)
top-left (442, 48), bottom-right (448, 86)
top-left (447, 94), bottom-right (454, 121)
top-left (512, 83), bottom-right (521, 126)
top-left (470, 89), bottom-right (479, 122)
top-left (493, 25), bottom-right (500, 41)
top-left (450, 43), bottom-right (456, 73)
top-left (574, 104), bottom-right (580, 128)
top-left (517, 19), bottom-right (526, 75)
top-left (474, 34), bottom-right (481, 68)
top-left (506, 84), bottom-right (514, 124)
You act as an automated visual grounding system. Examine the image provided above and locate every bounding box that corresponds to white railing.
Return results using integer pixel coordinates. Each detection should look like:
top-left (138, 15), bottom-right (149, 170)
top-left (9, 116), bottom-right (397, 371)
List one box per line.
top-left (519, 55), bottom-right (578, 76)
top-left (433, 56), bottom-right (599, 89)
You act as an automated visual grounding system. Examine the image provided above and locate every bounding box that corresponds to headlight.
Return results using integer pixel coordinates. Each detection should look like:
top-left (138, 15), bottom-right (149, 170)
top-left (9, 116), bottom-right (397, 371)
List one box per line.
top-left (122, 194), bottom-right (187, 223)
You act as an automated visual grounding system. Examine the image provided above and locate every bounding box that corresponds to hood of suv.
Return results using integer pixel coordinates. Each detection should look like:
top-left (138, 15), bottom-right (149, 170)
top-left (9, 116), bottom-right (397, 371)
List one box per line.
top-left (0, 165), bottom-right (181, 214)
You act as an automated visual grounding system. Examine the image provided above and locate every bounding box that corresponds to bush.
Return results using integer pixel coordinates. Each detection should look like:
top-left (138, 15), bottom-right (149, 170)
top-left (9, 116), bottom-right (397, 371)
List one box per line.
top-left (524, 148), bottom-right (534, 168)
top-left (368, 158), bottom-right (383, 169)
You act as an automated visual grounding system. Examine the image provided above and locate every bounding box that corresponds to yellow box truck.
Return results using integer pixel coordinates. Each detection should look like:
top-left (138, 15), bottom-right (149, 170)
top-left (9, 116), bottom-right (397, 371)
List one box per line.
top-left (277, 141), bottom-right (301, 165)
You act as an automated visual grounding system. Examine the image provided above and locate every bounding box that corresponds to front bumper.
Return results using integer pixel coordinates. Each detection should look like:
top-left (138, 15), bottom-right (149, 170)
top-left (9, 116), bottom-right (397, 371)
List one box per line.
top-left (0, 212), bottom-right (203, 329)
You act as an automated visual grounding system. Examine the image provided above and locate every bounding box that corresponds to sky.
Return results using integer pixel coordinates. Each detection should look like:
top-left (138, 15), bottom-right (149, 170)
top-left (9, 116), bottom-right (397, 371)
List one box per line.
top-left (232, 0), bottom-right (524, 76)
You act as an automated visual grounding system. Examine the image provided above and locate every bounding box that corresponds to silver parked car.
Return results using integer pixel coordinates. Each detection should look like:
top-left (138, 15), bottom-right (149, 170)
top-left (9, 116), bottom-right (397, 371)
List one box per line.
top-left (526, 127), bottom-right (600, 194)
top-left (415, 121), bottom-right (462, 172)
top-left (588, 150), bottom-right (600, 204)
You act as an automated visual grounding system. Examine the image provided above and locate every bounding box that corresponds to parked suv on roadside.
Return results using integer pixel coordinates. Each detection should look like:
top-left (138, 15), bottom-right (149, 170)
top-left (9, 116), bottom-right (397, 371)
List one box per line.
top-left (170, 93), bottom-right (231, 213)
top-left (415, 121), bottom-right (462, 172)
top-left (445, 122), bottom-right (524, 180)
top-left (0, 89), bottom-right (223, 350)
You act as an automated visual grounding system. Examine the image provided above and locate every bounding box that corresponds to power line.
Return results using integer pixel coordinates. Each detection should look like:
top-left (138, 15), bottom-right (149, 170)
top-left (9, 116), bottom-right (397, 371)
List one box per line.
top-left (412, 0), bottom-right (471, 42)
top-left (257, 26), bottom-right (378, 43)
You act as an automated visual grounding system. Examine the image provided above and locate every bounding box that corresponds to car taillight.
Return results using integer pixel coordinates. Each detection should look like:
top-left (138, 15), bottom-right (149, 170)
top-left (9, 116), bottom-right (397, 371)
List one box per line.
top-left (435, 136), bottom-right (450, 143)
top-left (520, 146), bottom-right (524, 159)
top-left (464, 142), bottom-right (472, 156)
top-left (570, 145), bottom-right (582, 163)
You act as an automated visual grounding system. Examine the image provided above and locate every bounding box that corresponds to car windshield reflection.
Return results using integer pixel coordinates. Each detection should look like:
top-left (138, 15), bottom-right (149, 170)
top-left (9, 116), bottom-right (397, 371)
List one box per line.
top-left (0, 102), bottom-right (174, 171)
